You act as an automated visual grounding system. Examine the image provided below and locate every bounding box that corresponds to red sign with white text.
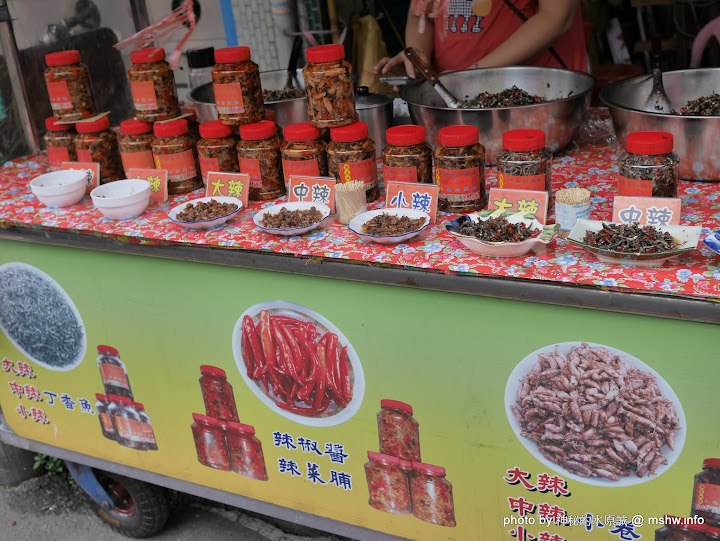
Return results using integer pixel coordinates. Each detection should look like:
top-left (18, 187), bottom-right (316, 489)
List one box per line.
top-left (204, 172), bottom-right (250, 208)
top-left (385, 181), bottom-right (438, 223)
top-left (487, 188), bottom-right (549, 224)
top-left (287, 176), bottom-right (335, 213)
top-left (612, 196), bottom-right (681, 226)
top-left (60, 162), bottom-right (100, 194)
top-left (126, 168), bottom-right (169, 202)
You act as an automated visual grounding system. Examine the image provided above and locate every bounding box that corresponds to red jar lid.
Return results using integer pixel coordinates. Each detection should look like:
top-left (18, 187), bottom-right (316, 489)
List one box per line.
top-left (367, 451), bottom-right (411, 467)
top-left (76, 116), bottom-right (110, 134)
top-left (625, 131), bottom-right (673, 155)
top-left (703, 458), bottom-right (720, 468)
top-left (411, 461), bottom-right (446, 476)
top-left (386, 125), bottom-right (426, 147)
top-left (200, 365), bottom-right (227, 378)
top-left (120, 118), bottom-right (153, 136)
top-left (239, 120), bottom-right (276, 141)
top-left (215, 46), bottom-right (251, 63)
top-left (503, 129), bottom-right (546, 151)
top-left (199, 121), bottom-right (233, 139)
top-left (192, 413), bottom-right (225, 428)
top-left (263, 109), bottom-right (276, 122)
top-left (154, 118), bottom-right (189, 138)
top-left (381, 399), bottom-right (413, 414)
top-left (706, 525), bottom-right (720, 537)
top-left (97, 345), bottom-right (119, 356)
top-left (306, 44), bottom-right (345, 64)
top-left (45, 117), bottom-right (73, 132)
top-left (438, 125), bottom-right (479, 147)
top-left (130, 47), bottom-right (166, 64)
top-left (95, 393), bottom-right (108, 402)
top-left (227, 422), bottom-right (255, 435)
top-left (284, 122), bottom-right (320, 143)
top-left (132, 402), bottom-right (145, 411)
top-left (45, 50), bottom-right (80, 66)
top-left (330, 122), bottom-right (368, 143)
top-left (663, 516), bottom-right (706, 532)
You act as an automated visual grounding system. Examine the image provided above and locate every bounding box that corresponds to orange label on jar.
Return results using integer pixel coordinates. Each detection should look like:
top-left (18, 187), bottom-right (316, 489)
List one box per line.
top-left (498, 172), bottom-right (545, 191)
top-left (99, 363), bottom-right (130, 390)
top-left (47, 81), bottom-right (73, 110)
top-left (384, 165), bottom-right (418, 183)
top-left (76, 149), bottom-right (93, 163)
top-left (239, 157), bottom-right (263, 188)
top-left (155, 150), bottom-right (197, 181)
top-left (436, 167), bottom-right (482, 201)
top-left (135, 420), bottom-right (156, 444)
top-left (618, 175), bottom-right (653, 197)
top-left (130, 81), bottom-right (158, 111)
top-left (114, 416), bottom-right (142, 443)
top-left (283, 159), bottom-right (319, 183)
top-left (340, 158), bottom-right (378, 190)
top-left (99, 412), bottom-right (114, 433)
top-left (695, 483), bottom-right (720, 513)
top-left (47, 147), bottom-right (70, 168)
top-left (121, 150), bottom-right (154, 172)
top-left (213, 83), bottom-right (245, 114)
top-left (199, 156), bottom-right (220, 182)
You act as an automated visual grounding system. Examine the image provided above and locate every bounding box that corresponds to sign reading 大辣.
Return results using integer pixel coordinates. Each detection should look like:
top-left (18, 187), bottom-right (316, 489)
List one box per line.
top-left (60, 162), bottom-right (100, 194)
top-left (612, 196), bottom-right (681, 226)
top-left (487, 188), bottom-right (549, 224)
top-left (384, 181), bottom-right (438, 223)
top-left (287, 176), bottom-right (336, 213)
top-left (204, 172), bottom-right (251, 208)
top-left (127, 168), bottom-right (168, 202)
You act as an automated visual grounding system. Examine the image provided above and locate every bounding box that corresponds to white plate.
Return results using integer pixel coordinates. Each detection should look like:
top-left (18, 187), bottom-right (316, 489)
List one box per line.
top-left (348, 208), bottom-right (430, 244)
top-left (231, 301), bottom-right (365, 427)
top-left (253, 202), bottom-right (331, 236)
top-left (505, 341), bottom-right (686, 487)
top-left (168, 196), bottom-right (243, 230)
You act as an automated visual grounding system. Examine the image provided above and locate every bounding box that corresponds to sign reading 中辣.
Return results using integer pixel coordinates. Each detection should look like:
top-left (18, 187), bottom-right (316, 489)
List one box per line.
top-left (385, 181), bottom-right (438, 223)
top-left (60, 162), bottom-right (100, 194)
top-left (487, 188), bottom-right (549, 224)
top-left (612, 196), bottom-right (681, 227)
top-left (204, 172), bottom-right (250, 208)
top-left (127, 168), bottom-right (169, 202)
top-left (287, 176), bottom-right (336, 213)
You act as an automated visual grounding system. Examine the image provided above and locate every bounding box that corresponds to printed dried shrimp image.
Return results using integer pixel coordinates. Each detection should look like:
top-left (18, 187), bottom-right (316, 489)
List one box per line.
top-left (232, 301), bottom-right (365, 427)
top-left (505, 342), bottom-right (686, 486)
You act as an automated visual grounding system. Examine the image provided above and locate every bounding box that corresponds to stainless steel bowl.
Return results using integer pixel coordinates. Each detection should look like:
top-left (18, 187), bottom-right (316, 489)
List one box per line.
top-left (600, 68), bottom-right (720, 181)
top-left (400, 67), bottom-right (594, 164)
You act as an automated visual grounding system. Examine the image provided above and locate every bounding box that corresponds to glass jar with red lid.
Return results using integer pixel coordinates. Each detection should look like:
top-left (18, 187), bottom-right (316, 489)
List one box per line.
top-left (237, 120), bottom-right (284, 200)
top-left (364, 451), bottom-right (412, 515)
top-left (303, 44), bottom-right (355, 129)
top-left (409, 462), bottom-right (456, 527)
top-left (226, 422), bottom-right (268, 480)
top-left (199, 365), bottom-right (239, 422)
top-left (128, 47), bottom-right (180, 123)
top-left (327, 122), bottom-right (379, 203)
top-left (191, 413), bottom-right (231, 470)
top-left (692, 458), bottom-right (720, 527)
top-left (97, 345), bottom-right (133, 400)
top-left (44, 50), bottom-right (97, 122)
top-left (212, 46), bottom-right (264, 126)
top-left (496, 129), bottom-right (552, 195)
top-left (95, 393), bottom-right (116, 441)
top-left (434, 125), bottom-right (486, 214)
top-left (281, 122), bottom-right (328, 188)
top-left (132, 402), bottom-right (158, 451)
top-left (377, 399), bottom-right (420, 461)
top-left (655, 516), bottom-right (708, 540)
top-left (108, 394), bottom-right (145, 450)
top-left (118, 118), bottom-right (155, 176)
top-left (618, 131), bottom-right (679, 198)
top-left (44, 117), bottom-right (77, 169)
top-left (75, 116), bottom-right (123, 183)
top-left (197, 121), bottom-right (239, 187)
top-left (151, 118), bottom-right (202, 194)
top-left (382, 125), bottom-right (432, 184)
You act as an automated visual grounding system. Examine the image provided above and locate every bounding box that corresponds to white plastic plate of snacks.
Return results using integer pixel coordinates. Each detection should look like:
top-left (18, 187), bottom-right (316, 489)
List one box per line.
top-left (253, 202), bottom-right (331, 236)
top-left (348, 208), bottom-right (430, 244)
top-left (168, 196), bottom-right (243, 230)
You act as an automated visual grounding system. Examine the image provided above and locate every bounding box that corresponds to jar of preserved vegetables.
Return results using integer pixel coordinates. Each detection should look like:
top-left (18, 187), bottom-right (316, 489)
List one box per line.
top-left (212, 46), bottom-right (264, 126)
top-left (434, 125), bottom-right (486, 214)
top-left (364, 451), bottom-right (412, 515)
top-left (655, 516), bottom-right (708, 541)
top-left (152, 118), bottom-right (202, 194)
top-left (382, 125), bottom-right (432, 184)
top-left (618, 131), bottom-right (679, 198)
top-left (199, 365), bottom-right (239, 422)
top-left (191, 413), bottom-right (231, 470)
top-left (377, 399), bottom-right (420, 461)
top-left (226, 422), bottom-right (268, 480)
top-left (118, 118), bottom-right (155, 176)
top-left (237, 120), bottom-right (284, 201)
top-left (409, 462), bottom-right (456, 527)
top-left (128, 47), bottom-right (180, 122)
top-left (44, 50), bottom-right (97, 122)
top-left (108, 395), bottom-right (145, 450)
top-left (95, 393), bottom-right (116, 441)
top-left (303, 44), bottom-right (356, 129)
top-left (75, 116), bottom-right (123, 183)
top-left (197, 121), bottom-right (239, 186)
top-left (132, 402), bottom-right (158, 451)
top-left (692, 459), bottom-right (720, 527)
top-left (97, 345), bottom-right (133, 400)
top-left (496, 129), bottom-right (552, 194)
top-left (281, 122), bottom-right (328, 187)
top-left (327, 122), bottom-right (379, 203)
top-left (44, 117), bottom-right (77, 168)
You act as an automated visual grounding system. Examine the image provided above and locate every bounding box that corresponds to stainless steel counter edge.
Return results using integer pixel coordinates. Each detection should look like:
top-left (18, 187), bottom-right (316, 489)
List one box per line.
top-left (0, 226), bottom-right (718, 324)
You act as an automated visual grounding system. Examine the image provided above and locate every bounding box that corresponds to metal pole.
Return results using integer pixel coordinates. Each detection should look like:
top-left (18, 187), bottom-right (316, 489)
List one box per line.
top-left (129, 0), bottom-right (151, 33)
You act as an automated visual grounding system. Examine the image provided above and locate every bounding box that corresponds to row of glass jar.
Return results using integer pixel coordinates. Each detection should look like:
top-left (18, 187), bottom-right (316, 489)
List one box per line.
top-left (95, 393), bottom-right (157, 451)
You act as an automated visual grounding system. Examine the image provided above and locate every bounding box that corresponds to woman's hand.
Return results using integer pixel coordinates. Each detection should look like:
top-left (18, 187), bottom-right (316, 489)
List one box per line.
top-left (373, 48), bottom-right (431, 79)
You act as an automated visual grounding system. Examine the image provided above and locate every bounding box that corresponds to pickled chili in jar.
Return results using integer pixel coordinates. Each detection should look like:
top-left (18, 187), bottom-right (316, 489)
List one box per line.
top-left (75, 116), bottom-right (123, 183)
top-left (618, 131), bottom-right (679, 198)
top-left (496, 129), bottom-right (552, 194)
top-left (237, 120), bottom-right (284, 200)
top-left (692, 459), bottom-right (720, 527)
top-left (118, 118), bottom-right (155, 176)
top-left (377, 399), bottom-right (420, 461)
top-left (191, 413), bottom-right (231, 470)
top-left (44, 50), bottom-right (97, 122)
top-left (128, 47), bottom-right (180, 122)
top-left (281, 122), bottom-right (328, 187)
top-left (97, 345), bottom-right (133, 400)
top-left (109, 394), bottom-right (145, 450)
top-left (152, 118), bottom-right (202, 194)
top-left (364, 451), bottom-right (411, 515)
top-left (382, 125), bottom-right (433, 184)
top-left (199, 365), bottom-right (239, 422)
top-left (197, 121), bottom-right (239, 186)
top-left (226, 422), bottom-right (268, 480)
top-left (303, 44), bottom-right (356, 128)
top-left (212, 46), bottom-right (264, 126)
top-left (409, 462), bottom-right (456, 527)
top-left (132, 402), bottom-right (158, 451)
top-left (327, 122), bottom-right (379, 203)
top-left (44, 117), bottom-right (76, 168)
top-left (655, 516), bottom-right (708, 541)
top-left (95, 393), bottom-right (116, 441)
top-left (434, 125), bottom-right (486, 214)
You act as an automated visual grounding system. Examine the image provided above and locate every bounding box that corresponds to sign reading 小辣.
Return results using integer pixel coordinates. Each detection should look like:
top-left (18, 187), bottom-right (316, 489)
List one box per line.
top-left (287, 176), bottom-right (336, 213)
top-left (60, 162), bottom-right (100, 194)
top-left (204, 172), bottom-right (251, 208)
top-left (487, 188), bottom-right (549, 224)
top-left (612, 196), bottom-right (681, 226)
top-left (385, 181), bottom-right (438, 223)
top-left (127, 168), bottom-right (169, 202)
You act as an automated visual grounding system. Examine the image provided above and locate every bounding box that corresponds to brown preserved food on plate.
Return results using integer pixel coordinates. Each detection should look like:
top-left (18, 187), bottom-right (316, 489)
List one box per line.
top-left (692, 459), bottom-right (720, 527)
top-left (362, 214), bottom-right (426, 236)
top-left (327, 122), bottom-right (378, 203)
top-left (197, 121), bottom-right (239, 186)
top-left (74, 117), bottom-right (122, 183)
top-left (364, 452), bottom-right (411, 515)
top-left (434, 125), bottom-right (486, 214)
top-left (497, 129), bottom-right (552, 200)
top-left (618, 131), bottom-right (679, 198)
top-left (281, 122), bottom-right (328, 187)
top-left (303, 44), bottom-right (356, 128)
top-left (44, 117), bottom-right (76, 168)
top-left (191, 413), bottom-right (231, 470)
top-left (382, 125), bottom-right (432, 184)
top-left (44, 50), bottom-right (97, 122)
top-left (212, 46), bottom-right (264, 126)
top-left (409, 462), bottom-right (456, 527)
top-left (152, 118), bottom-right (202, 194)
top-left (655, 516), bottom-right (708, 541)
top-left (128, 47), bottom-right (180, 122)
top-left (226, 422), bottom-right (268, 480)
top-left (377, 400), bottom-right (420, 461)
top-left (118, 118), bottom-right (154, 176)
top-left (177, 200), bottom-right (238, 222)
top-left (237, 121), bottom-right (284, 201)
top-left (259, 206), bottom-right (324, 229)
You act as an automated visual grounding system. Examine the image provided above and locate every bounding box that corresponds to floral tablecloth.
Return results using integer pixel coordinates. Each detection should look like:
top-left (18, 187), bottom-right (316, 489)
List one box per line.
top-left (1, 145), bottom-right (719, 300)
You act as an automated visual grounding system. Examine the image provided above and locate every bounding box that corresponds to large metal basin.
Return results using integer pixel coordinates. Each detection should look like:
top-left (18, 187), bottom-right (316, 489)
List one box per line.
top-left (399, 67), bottom-right (594, 164)
top-left (600, 68), bottom-right (720, 181)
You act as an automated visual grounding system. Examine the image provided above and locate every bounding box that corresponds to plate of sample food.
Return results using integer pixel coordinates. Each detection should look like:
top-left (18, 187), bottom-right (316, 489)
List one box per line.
top-left (253, 202), bottom-right (331, 236)
top-left (348, 208), bottom-right (430, 244)
top-left (168, 197), bottom-right (243, 230)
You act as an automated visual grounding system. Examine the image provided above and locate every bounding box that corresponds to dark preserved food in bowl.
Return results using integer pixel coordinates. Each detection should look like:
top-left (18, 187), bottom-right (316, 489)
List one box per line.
top-left (263, 87), bottom-right (306, 102)
top-left (259, 206), bottom-right (324, 229)
top-left (463, 85), bottom-right (545, 108)
top-left (496, 129), bottom-right (552, 196)
top-left (95, 393), bottom-right (116, 441)
top-left (680, 93), bottom-right (720, 115)
top-left (97, 345), bottom-right (133, 400)
top-left (197, 120), bottom-right (239, 186)
top-left (152, 118), bottom-right (202, 194)
top-left (692, 459), bottom-right (720, 527)
top-left (583, 222), bottom-right (678, 253)
top-left (281, 123), bottom-right (328, 187)
top-left (191, 413), bottom-right (231, 470)
top-left (618, 131), bottom-right (679, 198)
top-left (132, 402), bottom-right (158, 451)
top-left (108, 394), bottom-right (145, 450)
top-left (382, 125), bottom-right (432, 184)
top-left (327, 122), bottom-right (378, 203)
top-left (226, 422), bottom-right (268, 480)
top-left (44, 117), bottom-right (76, 168)
top-left (75, 116), bottom-right (123, 183)
top-left (177, 200), bottom-right (239, 222)
top-left (237, 120), bottom-right (284, 200)
top-left (199, 365), bottom-right (240, 422)
top-left (44, 50), bottom-right (96, 122)
top-left (655, 516), bottom-right (708, 540)
top-left (118, 118), bottom-right (155, 176)
top-left (377, 399), bottom-right (420, 461)
top-left (364, 451), bottom-right (411, 515)
top-left (303, 44), bottom-right (356, 128)
top-left (434, 125), bottom-right (486, 214)
top-left (212, 46), bottom-right (264, 126)
top-left (457, 215), bottom-right (539, 242)
top-left (409, 462), bottom-right (456, 527)
top-left (128, 47), bottom-right (180, 122)
top-left (362, 214), bottom-right (426, 236)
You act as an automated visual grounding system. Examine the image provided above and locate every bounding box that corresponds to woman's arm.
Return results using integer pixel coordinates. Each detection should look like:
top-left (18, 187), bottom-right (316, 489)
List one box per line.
top-left (373, 10), bottom-right (435, 78)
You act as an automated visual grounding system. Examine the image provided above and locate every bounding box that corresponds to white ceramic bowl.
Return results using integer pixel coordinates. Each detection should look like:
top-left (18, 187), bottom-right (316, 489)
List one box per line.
top-left (168, 196), bottom-right (243, 230)
top-left (348, 208), bottom-right (430, 244)
top-left (29, 170), bottom-right (87, 208)
top-left (90, 179), bottom-right (151, 221)
top-left (253, 201), bottom-right (331, 236)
